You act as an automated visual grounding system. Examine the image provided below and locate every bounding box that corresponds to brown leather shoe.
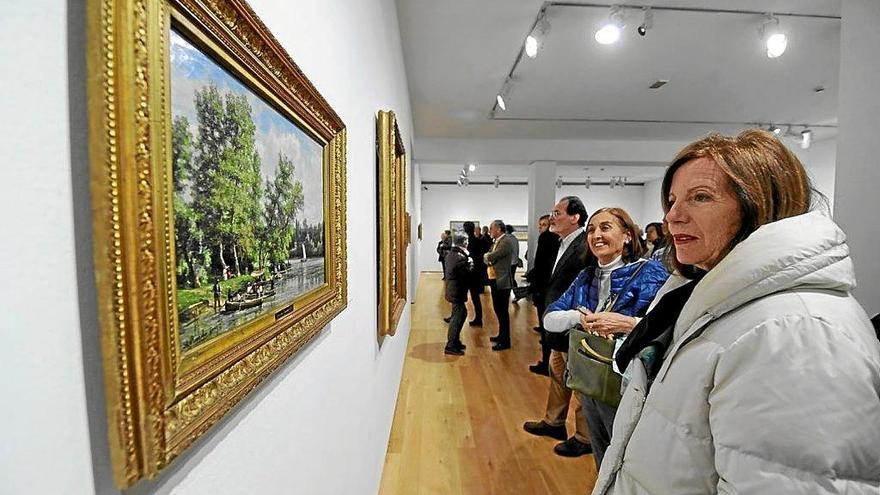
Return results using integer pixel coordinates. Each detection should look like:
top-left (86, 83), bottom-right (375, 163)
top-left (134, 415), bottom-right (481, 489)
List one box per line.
top-left (523, 420), bottom-right (567, 441)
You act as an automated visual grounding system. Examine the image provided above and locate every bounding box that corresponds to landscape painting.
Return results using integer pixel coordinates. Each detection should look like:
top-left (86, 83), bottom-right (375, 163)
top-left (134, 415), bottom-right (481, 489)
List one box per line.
top-left (170, 29), bottom-right (326, 353)
top-left (449, 220), bottom-right (480, 240)
top-left (510, 224), bottom-right (528, 241)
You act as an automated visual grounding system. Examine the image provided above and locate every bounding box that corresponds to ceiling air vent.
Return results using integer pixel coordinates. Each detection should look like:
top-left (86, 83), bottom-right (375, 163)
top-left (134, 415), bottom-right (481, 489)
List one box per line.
top-left (649, 79), bottom-right (669, 89)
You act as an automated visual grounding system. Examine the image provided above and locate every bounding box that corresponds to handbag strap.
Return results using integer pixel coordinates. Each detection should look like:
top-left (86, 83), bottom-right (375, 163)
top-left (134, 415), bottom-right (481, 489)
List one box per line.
top-left (579, 337), bottom-right (614, 365)
top-left (597, 260), bottom-right (648, 313)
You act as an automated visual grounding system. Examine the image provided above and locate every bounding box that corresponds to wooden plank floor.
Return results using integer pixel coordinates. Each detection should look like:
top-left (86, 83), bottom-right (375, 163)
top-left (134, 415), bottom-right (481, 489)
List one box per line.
top-left (379, 273), bottom-right (597, 495)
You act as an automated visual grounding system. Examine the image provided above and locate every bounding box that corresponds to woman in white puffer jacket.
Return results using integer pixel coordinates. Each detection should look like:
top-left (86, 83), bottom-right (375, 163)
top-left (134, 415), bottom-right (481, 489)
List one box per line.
top-left (593, 130), bottom-right (880, 494)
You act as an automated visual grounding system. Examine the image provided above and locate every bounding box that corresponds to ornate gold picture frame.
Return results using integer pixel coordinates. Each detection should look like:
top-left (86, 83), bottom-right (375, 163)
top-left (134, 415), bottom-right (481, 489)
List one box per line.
top-left (377, 110), bottom-right (407, 337)
top-left (87, 0), bottom-right (347, 487)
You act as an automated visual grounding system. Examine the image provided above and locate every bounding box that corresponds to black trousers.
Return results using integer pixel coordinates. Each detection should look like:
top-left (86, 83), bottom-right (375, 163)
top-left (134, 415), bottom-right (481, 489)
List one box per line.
top-left (446, 301), bottom-right (467, 348)
top-left (535, 295), bottom-right (551, 364)
top-left (489, 280), bottom-right (511, 344)
top-left (467, 285), bottom-right (483, 322)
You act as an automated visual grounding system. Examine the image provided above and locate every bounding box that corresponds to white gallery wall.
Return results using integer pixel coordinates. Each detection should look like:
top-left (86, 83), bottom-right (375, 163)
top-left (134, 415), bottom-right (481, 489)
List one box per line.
top-left (418, 182), bottom-right (649, 273)
top-left (418, 137), bottom-right (839, 276)
top-left (837, 0), bottom-right (880, 317)
top-left (640, 140), bottom-right (839, 225)
top-left (0, 0), bottom-right (415, 494)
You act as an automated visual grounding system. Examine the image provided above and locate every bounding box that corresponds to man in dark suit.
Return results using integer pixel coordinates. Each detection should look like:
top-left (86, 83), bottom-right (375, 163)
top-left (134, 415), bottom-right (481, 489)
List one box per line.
top-left (437, 230), bottom-right (452, 279)
top-left (523, 196), bottom-right (594, 458)
top-left (484, 219), bottom-right (515, 351)
top-left (524, 214), bottom-right (560, 375)
top-left (462, 221), bottom-right (484, 326)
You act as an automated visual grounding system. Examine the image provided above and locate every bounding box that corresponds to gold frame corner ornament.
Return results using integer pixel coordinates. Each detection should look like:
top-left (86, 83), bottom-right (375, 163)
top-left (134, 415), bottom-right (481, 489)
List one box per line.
top-left (377, 110), bottom-right (407, 337)
top-left (87, 0), bottom-right (347, 487)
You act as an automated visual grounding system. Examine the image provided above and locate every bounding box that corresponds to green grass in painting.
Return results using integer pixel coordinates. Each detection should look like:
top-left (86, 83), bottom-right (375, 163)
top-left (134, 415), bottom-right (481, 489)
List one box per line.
top-left (176, 274), bottom-right (255, 313)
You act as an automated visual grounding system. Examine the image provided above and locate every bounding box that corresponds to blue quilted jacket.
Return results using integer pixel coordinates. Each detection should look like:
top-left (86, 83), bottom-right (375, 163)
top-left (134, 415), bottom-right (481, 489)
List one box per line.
top-left (547, 259), bottom-right (669, 317)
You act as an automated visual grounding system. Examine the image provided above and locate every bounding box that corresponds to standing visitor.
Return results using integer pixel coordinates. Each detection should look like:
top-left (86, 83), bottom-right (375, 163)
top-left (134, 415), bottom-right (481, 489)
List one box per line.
top-left (485, 220), bottom-right (515, 351)
top-left (594, 130), bottom-right (880, 494)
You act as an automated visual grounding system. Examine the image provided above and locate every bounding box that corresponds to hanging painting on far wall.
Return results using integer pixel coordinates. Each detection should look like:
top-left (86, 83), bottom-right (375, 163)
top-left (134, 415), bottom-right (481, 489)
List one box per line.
top-left (377, 110), bottom-right (408, 337)
top-left (87, 0), bottom-right (347, 487)
top-left (449, 220), bottom-right (480, 239)
top-left (510, 224), bottom-right (529, 241)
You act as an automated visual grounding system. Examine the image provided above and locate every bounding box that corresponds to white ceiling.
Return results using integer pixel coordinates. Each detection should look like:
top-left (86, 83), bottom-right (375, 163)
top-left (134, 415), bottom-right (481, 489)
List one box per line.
top-left (397, 0), bottom-right (841, 148)
top-left (419, 161), bottom-right (669, 183)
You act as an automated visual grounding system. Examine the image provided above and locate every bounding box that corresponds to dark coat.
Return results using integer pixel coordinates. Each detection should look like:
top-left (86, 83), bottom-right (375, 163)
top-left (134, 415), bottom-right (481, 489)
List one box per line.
top-left (543, 230), bottom-right (588, 351)
top-left (467, 233), bottom-right (488, 287)
top-left (444, 247), bottom-right (472, 303)
top-left (437, 238), bottom-right (451, 262)
top-left (543, 231), bottom-right (588, 309)
top-left (525, 229), bottom-right (561, 297)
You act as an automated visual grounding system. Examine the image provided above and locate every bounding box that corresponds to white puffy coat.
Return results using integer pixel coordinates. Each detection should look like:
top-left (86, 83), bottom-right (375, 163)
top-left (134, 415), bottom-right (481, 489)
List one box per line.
top-left (594, 212), bottom-right (880, 494)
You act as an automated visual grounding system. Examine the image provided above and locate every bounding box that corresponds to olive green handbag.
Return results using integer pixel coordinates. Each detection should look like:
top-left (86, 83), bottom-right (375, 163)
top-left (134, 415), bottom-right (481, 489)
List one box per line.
top-left (563, 261), bottom-right (648, 407)
top-left (565, 325), bottom-right (622, 407)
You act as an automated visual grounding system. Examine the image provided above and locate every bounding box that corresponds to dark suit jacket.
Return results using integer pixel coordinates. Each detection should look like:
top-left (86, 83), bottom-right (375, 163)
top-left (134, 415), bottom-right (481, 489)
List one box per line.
top-left (467, 233), bottom-right (488, 287)
top-left (544, 230), bottom-right (588, 309)
top-left (543, 230), bottom-right (588, 351)
top-left (526, 230), bottom-right (561, 296)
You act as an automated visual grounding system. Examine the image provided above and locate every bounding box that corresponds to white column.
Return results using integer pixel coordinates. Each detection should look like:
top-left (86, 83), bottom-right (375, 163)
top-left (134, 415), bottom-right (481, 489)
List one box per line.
top-left (527, 161), bottom-right (557, 265)
top-left (835, 0), bottom-right (880, 316)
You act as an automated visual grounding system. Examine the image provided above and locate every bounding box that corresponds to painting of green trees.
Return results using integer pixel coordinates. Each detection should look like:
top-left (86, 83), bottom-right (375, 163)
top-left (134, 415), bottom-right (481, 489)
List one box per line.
top-left (170, 29), bottom-right (326, 352)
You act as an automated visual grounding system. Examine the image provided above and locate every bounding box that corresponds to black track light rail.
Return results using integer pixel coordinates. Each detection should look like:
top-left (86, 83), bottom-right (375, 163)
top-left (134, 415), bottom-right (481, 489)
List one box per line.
top-left (490, 1), bottom-right (841, 116)
top-left (491, 116), bottom-right (839, 127)
top-left (550, 3), bottom-right (841, 20)
top-left (423, 180), bottom-right (646, 187)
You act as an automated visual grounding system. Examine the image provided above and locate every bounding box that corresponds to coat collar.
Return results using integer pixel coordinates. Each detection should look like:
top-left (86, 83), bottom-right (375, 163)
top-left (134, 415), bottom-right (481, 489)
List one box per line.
top-left (657, 212), bottom-right (854, 382)
top-left (550, 230), bottom-right (585, 280)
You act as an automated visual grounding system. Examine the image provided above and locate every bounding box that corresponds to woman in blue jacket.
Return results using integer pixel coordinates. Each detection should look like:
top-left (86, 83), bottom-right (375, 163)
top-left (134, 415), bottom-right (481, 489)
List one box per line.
top-left (544, 207), bottom-right (668, 470)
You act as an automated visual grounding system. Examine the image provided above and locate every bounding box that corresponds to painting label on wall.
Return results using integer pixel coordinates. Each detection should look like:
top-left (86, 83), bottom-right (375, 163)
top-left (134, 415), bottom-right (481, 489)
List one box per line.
top-left (170, 30), bottom-right (325, 352)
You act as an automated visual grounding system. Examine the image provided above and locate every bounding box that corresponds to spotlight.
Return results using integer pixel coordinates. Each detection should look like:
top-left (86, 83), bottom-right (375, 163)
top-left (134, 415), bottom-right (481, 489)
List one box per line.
top-left (456, 178), bottom-right (462, 187)
top-left (525, 35), bottom-right (539, 58)
top-left (494, 175), bottom-right (500, 188)
top-left (595, 6), bottom-right (624, 45)
top-left (759, 14), bottom-right (787, 58)
top-left (468, 163), bottom-right (476, 172)
top-left (801, 129), bottom-right (812, 149)
top-left (637, 7), bottom-right (652, 37)
top-left (556, 177), bottom-right (563, 189)
top-left (495, 79), bottom-right (512, 112)
top-left (525, 14), bottom-right (550, 59)
top-left (595, 23), bottom-right (622, 45)
top-left (769, 125), bottom-right (782, 136)
top-left (584, 177), bottom-right (591, 189)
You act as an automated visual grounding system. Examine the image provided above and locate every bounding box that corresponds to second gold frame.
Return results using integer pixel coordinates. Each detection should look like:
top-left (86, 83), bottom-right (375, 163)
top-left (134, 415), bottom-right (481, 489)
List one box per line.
top-left (377, 110), bottom-right (408, 337)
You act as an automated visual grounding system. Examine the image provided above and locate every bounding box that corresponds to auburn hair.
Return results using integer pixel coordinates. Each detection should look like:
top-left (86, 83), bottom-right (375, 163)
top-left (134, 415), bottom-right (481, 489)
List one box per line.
top-left (661, 129), bottom-right (813, 277)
